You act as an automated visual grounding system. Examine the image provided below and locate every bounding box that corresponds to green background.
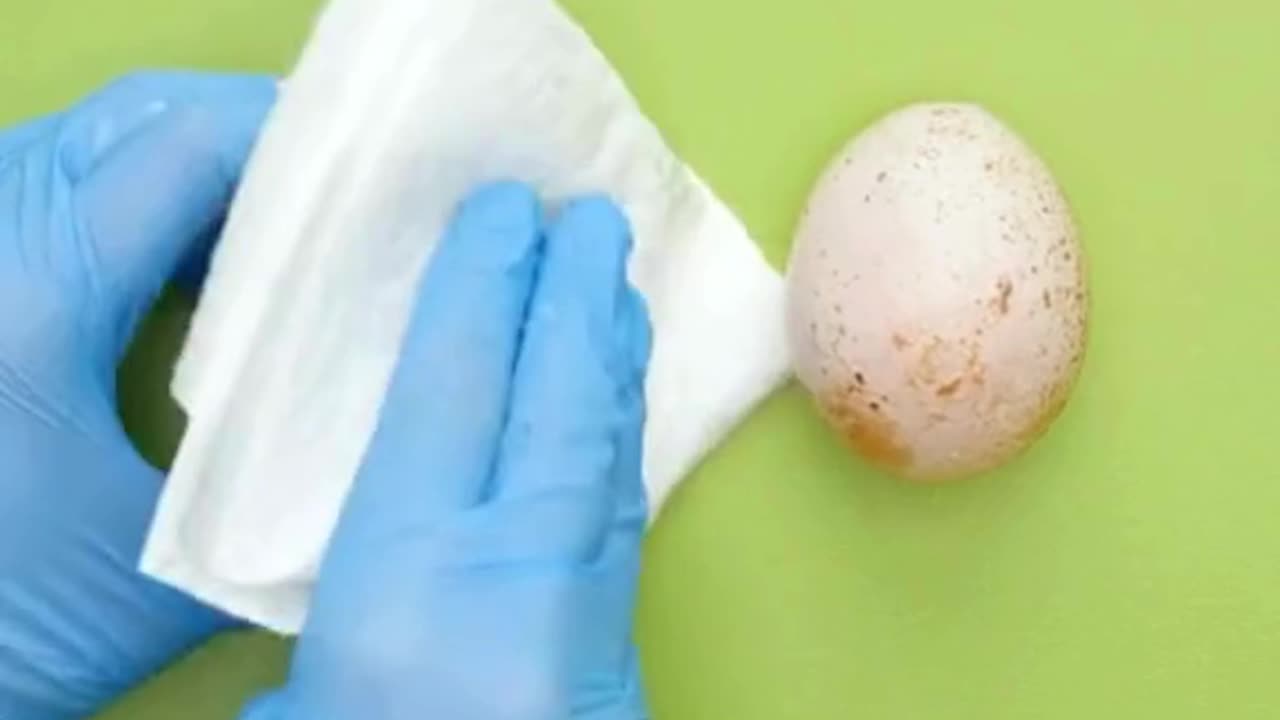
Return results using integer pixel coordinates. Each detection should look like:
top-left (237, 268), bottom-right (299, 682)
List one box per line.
top-left (3, 0), bottom-right (1279, 717)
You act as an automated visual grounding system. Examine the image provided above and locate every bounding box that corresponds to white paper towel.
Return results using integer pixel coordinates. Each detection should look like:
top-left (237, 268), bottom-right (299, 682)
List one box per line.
top-left (143, 0), bottom-right (791, 634)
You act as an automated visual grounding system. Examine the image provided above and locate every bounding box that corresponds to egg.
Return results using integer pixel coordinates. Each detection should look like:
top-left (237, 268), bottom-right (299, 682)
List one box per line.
top-left (786, 103), bottom-right (1087, 481)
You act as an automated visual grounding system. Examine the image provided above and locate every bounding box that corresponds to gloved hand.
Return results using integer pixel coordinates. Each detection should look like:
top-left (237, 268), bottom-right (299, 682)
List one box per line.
top-left (0, 72), bottom-right (275, 719)
top-left (241, 183), bottom-right (652, 720)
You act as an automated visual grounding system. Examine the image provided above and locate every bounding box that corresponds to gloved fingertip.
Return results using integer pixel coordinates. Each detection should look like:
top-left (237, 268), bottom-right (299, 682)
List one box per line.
top-left (231, 73), bottom-right (281, 103)
top-left (539, 194), bottom-right (633, 348)
top-left (59, 72), bottom-right (277, 183)
top-left (556, 194), bottom-right (633, 259)
top-left (457, 180), bottom-right (541, 229)
top-left (58, 105), bottom-right (165, 182)
top-left (443, 180), bottom-right (544, 270)
top-left (563, 191), bottom-right (630, 225)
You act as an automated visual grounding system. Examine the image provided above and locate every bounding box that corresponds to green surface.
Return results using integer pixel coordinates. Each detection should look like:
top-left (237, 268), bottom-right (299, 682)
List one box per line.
top-left (3, 0), bottom-right (1279, 717)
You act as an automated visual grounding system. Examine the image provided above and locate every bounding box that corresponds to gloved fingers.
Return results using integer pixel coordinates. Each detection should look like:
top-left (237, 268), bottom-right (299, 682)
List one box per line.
top-left (73, 79), bottom-right (275, 356)
top-left (489, 196), bottom-right (643, 563)
top-left (58, 71), bottom-right (275, 182)
top-left (335, 182), bottom-right (543, 555)
top-left (429, 483), bottom-right (616, 569)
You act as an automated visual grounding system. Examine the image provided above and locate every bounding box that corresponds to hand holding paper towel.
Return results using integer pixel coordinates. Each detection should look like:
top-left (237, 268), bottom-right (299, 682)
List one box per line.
top-left (0, 72), bottom-right (275, 720)
top-left (144, 0), bottom-right (791, 632)
top-left (243, 183), bottom-right (649, 720)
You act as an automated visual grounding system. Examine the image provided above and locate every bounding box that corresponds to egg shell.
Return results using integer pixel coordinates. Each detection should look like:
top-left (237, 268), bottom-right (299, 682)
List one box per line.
top-left (786, 103), bottom-right (1087, 481)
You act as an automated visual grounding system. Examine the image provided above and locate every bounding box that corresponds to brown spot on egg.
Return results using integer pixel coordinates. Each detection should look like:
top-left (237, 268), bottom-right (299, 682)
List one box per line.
top-left (967, 347), bottom-right (988, 387)
top-left (936, 377), bottom-right (964, 397)
top-left (991, 278), bottom-right (1014, 315)
top-left (822, 397), bottom-right (913, 471)
top-left (1043, 289), bottom-right (1052, 308)
top-left (892, 333), bottom-right (912, 351)
top-left (916, 336), bottom-right (945, 385)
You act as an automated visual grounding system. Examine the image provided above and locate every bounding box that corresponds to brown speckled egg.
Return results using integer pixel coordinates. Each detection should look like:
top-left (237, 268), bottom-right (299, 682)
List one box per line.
top-left (786, 102), bottom-right (1087, 481)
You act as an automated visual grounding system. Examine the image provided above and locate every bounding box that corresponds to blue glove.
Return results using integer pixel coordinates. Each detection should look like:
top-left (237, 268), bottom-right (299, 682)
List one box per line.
top-left (241, 183), bottom-right (652, 720)
top-left (0, 71), bottom-right (275, 719)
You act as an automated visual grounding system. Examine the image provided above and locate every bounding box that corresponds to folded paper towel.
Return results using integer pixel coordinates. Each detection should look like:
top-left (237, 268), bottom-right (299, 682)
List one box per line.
top-left (142, 0), bottom-right (790, 634)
